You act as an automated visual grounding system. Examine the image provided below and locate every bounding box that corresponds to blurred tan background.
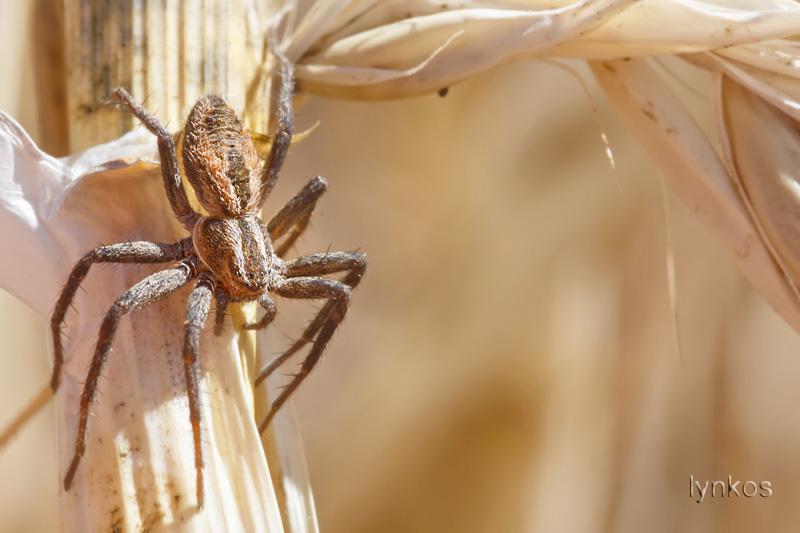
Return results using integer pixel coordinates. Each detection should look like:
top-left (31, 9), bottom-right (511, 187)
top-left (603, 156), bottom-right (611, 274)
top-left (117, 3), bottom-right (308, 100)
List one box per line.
top-left (4, 2), bottom-right (800, 532)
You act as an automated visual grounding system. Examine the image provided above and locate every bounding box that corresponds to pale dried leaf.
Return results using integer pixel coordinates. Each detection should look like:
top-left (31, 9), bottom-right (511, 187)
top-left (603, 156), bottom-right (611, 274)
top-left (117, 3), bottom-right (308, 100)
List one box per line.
top-left (287, 0), bottom-right (800, 99)
top-left (590, 58), bottom-right (800, 335)
top-left (719, 76), bottom-right (800, 297)
top-left (0, 111), bottom-right (287, 531)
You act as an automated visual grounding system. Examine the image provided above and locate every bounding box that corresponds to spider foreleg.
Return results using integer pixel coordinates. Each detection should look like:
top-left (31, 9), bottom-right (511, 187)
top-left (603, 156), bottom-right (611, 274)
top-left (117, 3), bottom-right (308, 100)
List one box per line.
top-left (267, 176), bottom-right (327, 257)
top-left (63, 263), bottom-right (195, 491)
top-left (51, 240), bottom-right (189, 392)
top-left (243, 295), bottom-right (277, 331)
top-left (255, 56), bottom-right (295, 205)
top-left (254, 252), bottom-right (366, 387)
top-left (183, 274), bottom-right (214, 509)
top-left (112, 88), bottom-right (198, 228)
top-left (256, 276), bottom-right (354, 433)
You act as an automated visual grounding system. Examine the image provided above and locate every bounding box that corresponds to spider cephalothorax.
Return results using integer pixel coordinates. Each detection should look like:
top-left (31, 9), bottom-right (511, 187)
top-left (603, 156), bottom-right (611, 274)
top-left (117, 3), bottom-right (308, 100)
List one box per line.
top-left (50, 57), bottom-right (366, 508)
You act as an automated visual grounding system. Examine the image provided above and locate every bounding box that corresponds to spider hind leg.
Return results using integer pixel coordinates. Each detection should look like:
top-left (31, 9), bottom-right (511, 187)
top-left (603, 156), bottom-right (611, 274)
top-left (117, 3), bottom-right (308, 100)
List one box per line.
top-left (183, 275), bottom-right (214, 508)
top-left (63, 262), bottom-right (194, 491)
top-left (255, 251), bottom-right (366, 432)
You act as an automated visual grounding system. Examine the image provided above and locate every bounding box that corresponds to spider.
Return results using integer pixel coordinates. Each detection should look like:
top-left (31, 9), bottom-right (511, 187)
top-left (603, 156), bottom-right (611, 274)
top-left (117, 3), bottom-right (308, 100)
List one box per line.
top-left (49, 56), bottom-right (366, 508)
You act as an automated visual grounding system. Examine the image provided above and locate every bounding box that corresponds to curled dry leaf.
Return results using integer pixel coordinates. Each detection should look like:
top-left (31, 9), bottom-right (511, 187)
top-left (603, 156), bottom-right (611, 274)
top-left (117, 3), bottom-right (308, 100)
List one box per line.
top-left (283, 0), bottom-right (800, 331)
top-left (591, 57), bottom-right (800, 335)
top-left (718, 75), bottom-right (800, 312)
top-left (291, 0), bottom-right (639, 99)
top-left (284, 1), bottom-right (800, 340)
top-left (281, 0), bottom-right (800, 336)
top-left (285, 0), bottom-right (800, 100)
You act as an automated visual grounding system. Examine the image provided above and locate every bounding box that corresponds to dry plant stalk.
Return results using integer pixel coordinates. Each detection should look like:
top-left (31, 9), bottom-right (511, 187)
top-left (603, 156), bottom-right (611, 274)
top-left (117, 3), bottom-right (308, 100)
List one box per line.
top-left (5, 0), bottom-right (314, 531)
top-left (4, 0), bottom-right (800, 531)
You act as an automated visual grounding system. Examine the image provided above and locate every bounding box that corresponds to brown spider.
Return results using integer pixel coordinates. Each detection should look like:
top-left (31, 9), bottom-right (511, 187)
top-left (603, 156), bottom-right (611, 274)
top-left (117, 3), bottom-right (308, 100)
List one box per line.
top-left (49, 58), bottom-right (365, 508)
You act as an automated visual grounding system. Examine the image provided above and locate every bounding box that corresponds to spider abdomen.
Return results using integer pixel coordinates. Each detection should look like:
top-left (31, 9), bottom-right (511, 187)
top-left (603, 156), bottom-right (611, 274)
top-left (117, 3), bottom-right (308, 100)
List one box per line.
top-left (183, 95), bottom-right (261, 218)
top-left (193, 216), bottom-right (277, 300)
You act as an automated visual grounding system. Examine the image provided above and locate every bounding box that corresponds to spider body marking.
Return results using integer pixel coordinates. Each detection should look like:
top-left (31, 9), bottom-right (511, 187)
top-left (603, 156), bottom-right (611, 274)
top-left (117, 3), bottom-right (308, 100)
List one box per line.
top-left (183, 94), bottom-right (262, 218)
top-left (49, 58), bottom-right (366, 509)
top-left (194, 215), bottom-right (281, 300)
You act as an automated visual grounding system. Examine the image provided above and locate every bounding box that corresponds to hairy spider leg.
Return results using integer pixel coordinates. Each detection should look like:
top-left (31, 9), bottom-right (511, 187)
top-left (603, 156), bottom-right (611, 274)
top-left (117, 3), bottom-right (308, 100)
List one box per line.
top-left (182, 274), bottom-right (214, 509)
top-left (255, 58), bottom-right (295, 206)
top-left (112, 88), bottom-right (199, 229)
top-left (63, 262), bottom-right (196, 491)
top-left (254, 253), bottom-right (366, 387)
top-left (257, 277), bottom-right (350, 433)
top-left (255, 252), bottom-right (366, 433)
top-left (268, 176), bottom-right (328, 257)
top-left (50, 240), bottom-right (190, 391)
